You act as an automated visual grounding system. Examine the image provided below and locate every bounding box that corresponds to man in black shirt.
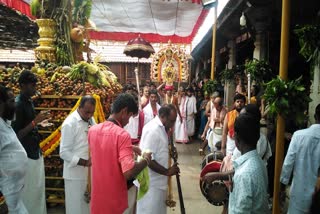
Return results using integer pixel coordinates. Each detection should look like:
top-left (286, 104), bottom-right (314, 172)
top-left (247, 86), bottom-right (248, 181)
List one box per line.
top-left (12, 70), bottom-right (49, 214)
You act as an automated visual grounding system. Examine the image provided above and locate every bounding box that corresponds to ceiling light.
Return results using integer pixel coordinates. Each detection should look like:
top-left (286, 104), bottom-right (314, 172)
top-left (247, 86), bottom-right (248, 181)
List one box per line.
top-left (240, 12), bottom-right (246, 27)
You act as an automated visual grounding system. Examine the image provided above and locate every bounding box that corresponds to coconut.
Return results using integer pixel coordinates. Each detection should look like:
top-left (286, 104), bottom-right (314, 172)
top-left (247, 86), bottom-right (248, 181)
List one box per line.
top-left (70, 27), bottom-right (84, 43)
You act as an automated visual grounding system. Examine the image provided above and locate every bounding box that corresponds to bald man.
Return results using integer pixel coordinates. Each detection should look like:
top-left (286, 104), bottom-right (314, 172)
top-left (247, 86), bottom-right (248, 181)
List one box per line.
top-left (207, 97), bottom-right (227, 150)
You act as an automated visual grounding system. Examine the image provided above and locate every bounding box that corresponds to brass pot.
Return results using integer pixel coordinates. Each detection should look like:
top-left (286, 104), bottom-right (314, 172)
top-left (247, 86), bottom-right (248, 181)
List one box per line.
top-left (35, 19), bottom-right (57, 62)
top-left (36, 19), bottom-right (56, 38)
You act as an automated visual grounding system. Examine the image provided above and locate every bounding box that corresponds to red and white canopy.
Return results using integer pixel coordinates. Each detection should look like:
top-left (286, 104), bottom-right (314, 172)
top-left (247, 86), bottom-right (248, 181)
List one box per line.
top-left (89, 0), bottom-right (207, 43)
top-left (1, 0), bottom-right (208, 43)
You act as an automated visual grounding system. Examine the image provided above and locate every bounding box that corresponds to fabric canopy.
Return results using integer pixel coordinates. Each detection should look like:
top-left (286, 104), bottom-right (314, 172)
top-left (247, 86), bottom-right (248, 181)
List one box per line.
top-left (1, 0), bottom-right (208, 44)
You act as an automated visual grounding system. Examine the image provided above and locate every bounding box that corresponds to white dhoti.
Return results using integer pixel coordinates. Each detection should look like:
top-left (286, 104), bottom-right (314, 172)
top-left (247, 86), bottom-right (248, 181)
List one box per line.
top-left (21, 157), bottom-right (46, 214)
top-left (226, 135), bottom-right (236, 155)
top-left (4, 191), bottom-right (28, 214)
top-left (123, 185), bottom-right (138, 214)
top-left (186, 115), bottom-right (195, 137)
top-left (136, 187), bottom-right (167, 214)
top-left (64, 179), bottom-right (89, 214)
top-left (185, 96), bottom-right (197, 137)
top-left (175, 116), bottom-right (188, 143)
top-left (208, 128), bottom-right (222, 152)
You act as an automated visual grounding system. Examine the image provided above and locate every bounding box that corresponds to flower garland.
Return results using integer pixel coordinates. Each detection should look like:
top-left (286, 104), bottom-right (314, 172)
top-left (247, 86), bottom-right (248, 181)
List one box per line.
top-left (40, 94), bottom-right (106, 157)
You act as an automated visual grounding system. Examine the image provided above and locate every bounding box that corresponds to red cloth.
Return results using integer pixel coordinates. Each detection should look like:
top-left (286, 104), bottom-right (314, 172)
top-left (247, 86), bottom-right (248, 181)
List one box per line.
top-left (0, 0), bottom-right (34, 18)
top-left (88, 121), bottom-right (135, 214)
top-left (200, 161), bottom-right (222, 178)
top-left (164, 85), bottom-right (174, 91)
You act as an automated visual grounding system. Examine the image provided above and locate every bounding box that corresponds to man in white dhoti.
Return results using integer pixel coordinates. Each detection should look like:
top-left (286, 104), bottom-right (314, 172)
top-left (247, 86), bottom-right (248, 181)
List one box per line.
top-left (60, 96), bottom-right (96, 214)
top-left (221, 94), bottom-right (246, 155)
top-left (137, 104), bottom-right (180, 214)
top-left (0, 85), bottom-right (28, 214)
top-left (186, 87), bottom-right (197, 138)
top-left (13, 70), bottom-right (49, 214)
top-left (207, 97), bottom-right (227, 151)
top-left (143, 89), bottom-right (161, 125)
top-left (175, 87), bottom-right (188, 143)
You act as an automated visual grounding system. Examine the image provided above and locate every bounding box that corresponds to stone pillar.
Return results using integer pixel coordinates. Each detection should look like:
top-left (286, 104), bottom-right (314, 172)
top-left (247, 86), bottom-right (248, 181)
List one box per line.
top-left (308, 63), bottom-right (320, 124)
top-left (249, 4), bottom-right (271, 61)
top-left (226, 40), bottom-right (236, 109)
top-left (203, 59), bottom-right (207, 70)
top-left (195, 61), bottom-right (200, 80)
top-left (253, 32), bottom-right (267, 60)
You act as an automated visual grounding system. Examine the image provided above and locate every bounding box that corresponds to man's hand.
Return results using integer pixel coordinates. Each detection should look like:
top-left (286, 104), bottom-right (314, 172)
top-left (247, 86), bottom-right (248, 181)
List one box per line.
top-left (78, 158), bottom-right (91, 167)
top-left (142, 151), bottom-right (152, 165)
top-left (202, 172), bottom-right (220, 184)
top-left (201, 133), bottom-right (206, 141)
top-left (38, 119), bottom-right (54, 127)
top-left (132, 146), bottom-right (142, 156)
top-left (167, 162), bottom-right (180, 176)
top-left (34, 111), bottom-right (51, 124)
top-left (87, 158), bottom-right (92, 167)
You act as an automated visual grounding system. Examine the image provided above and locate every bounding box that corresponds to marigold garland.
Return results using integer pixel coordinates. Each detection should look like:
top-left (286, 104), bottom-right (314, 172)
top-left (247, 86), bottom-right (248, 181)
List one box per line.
top-left (40, 94), bottom-right (105, 157)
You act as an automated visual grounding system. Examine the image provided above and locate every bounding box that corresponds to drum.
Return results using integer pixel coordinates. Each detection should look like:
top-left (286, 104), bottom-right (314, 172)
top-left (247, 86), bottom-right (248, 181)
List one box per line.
top-left (199, 152), bottom-right (229, 206)
top-left (200, 151), bottom-right (224, 170)
top-left (200, 178), bottom-right (229, 206)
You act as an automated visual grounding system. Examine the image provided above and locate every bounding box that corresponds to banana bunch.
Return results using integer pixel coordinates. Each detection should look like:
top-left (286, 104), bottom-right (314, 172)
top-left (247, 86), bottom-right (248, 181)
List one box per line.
top-left (66, 61), bottom-right (119, 89)
top-left (50, 66), bottom-right (71, 82)
top-left (66, 62), bottom-right (88, 82)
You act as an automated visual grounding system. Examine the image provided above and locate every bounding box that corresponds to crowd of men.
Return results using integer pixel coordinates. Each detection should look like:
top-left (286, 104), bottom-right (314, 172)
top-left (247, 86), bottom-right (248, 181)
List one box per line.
top-left (0, 70), bottom-right (320, 214)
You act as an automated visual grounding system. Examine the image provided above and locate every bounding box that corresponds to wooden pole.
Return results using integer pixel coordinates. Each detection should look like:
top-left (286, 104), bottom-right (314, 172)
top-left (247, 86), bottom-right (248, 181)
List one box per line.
top-left (135, 59), bottom-right (142, 109)
top-left (210, 4), bottom-right (217, 80)
top-left (272, 0), bottom-right (290, 213)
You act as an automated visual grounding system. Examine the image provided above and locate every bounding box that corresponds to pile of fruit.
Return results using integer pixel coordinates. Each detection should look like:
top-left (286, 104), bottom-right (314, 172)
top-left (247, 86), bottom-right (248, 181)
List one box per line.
top-left (35, 98), bottom-right (76, 108)
top-left (0, 60), bottom-right (122, 98)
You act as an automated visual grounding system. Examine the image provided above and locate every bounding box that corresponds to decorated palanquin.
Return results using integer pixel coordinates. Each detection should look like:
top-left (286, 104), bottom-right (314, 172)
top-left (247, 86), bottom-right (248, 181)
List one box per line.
top-left (151, 41), bottom-right (189, 86)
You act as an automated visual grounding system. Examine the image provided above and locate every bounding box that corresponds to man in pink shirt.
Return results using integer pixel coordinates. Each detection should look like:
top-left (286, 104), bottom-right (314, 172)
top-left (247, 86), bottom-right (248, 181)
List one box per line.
top-left (88, 93), bottom-right (152, 214)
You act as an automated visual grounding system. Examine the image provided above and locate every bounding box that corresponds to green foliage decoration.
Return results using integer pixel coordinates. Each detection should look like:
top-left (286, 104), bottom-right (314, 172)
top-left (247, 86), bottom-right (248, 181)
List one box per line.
top-left (53, 0), bottom-right (74, 65)
top-left (220, 68), bottom-right (234, 82)
top-left (245, 59), bottom-right (274, 84)
top-left (72, 0), bottom-right (93, 25)
top-left (220, 65), bottom-right (244, 83)
top-left (30, 0), bottom-right (59, 19)
top-left (294, 25), bottom-right (320, 65)
top-left (263, 76), bottom-right (312, 125)
top-left (203, 79), bottom-right (219, 96)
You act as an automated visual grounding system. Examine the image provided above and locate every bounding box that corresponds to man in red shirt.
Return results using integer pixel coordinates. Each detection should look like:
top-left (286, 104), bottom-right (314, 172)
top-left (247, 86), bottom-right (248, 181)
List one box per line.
top-left (88, 93), bottom-right (152, 214)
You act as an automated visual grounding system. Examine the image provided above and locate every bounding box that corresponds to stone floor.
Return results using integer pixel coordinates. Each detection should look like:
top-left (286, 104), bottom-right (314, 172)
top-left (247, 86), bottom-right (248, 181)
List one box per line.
top-left (167, 140), bottom-right (222, 214)
top-left (48, 139), bottom-right (223, 214)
